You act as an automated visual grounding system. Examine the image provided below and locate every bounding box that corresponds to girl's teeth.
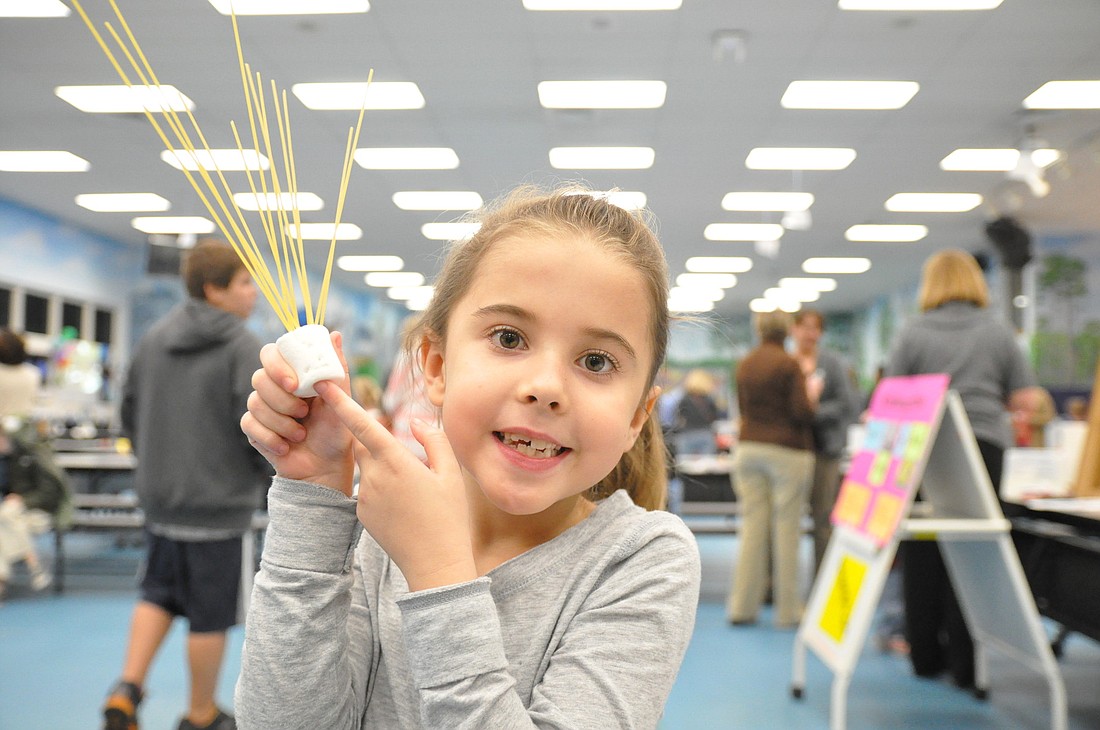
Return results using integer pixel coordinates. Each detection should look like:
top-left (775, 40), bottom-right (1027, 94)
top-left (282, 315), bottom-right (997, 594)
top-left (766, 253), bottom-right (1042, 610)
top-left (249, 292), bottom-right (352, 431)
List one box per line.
top-left (500, 432), bottom-right (562, 458)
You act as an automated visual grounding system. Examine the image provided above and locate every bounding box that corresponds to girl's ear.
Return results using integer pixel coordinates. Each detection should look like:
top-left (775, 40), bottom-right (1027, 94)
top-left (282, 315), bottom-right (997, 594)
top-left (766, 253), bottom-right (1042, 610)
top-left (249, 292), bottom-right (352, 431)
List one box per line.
top-left (419, 335), bottom-right (446, 407)
top-left (626, 385), bottom-right (661, 447)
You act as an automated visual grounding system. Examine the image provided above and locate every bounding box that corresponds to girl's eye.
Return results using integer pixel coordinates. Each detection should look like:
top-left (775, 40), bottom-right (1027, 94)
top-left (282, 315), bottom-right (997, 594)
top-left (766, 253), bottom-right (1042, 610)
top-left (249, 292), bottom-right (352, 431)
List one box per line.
top-left (580, 351), bottom-right (617, 374)
top-left (490, 327), bottom-right (525, 350)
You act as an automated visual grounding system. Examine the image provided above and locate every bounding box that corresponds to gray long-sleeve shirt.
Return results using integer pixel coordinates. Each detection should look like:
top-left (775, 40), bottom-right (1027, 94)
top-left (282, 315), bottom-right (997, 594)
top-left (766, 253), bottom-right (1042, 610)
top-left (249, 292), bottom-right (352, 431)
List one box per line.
top-left (235, 478), bottom-right (701, 729)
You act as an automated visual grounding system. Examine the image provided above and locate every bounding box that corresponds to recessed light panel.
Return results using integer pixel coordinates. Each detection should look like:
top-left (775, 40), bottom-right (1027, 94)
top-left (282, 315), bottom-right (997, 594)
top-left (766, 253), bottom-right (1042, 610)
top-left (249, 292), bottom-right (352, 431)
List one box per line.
top-left (76, 193), bottom-right (170, 212)
top-left (0, 0), bottom-right (69, 17)
top-left (1023, 80), bottom-right (1100, 109)
top-left (802, 257), bottom-right (872, 274)
top-left (704, 223), bottom-right (784, 241)
top-left (885, 193), bottom-right (981, 212)
top-left (55, 85), bottom-right (194, 113)
top-left (549, 147), bottom-right (655, 169)
top-left (685, 256), bottom-right (754, 273)
top-left (392, 191), bottom-right (483, 211)
top-left (538, 80), bottom-right (667, 109)
top-left (421, 222), bottom-right (481, 241)
top-left (781, 80), bottom-right (919, 110)
top-left (365, 271), bottom-right (425, 288)
top-left (291, 82), bottom-right (425, 110)
top-left (233, 192), bottom-right (324, 212)
top-left (207, 0), bottom-right (369, 14)
top-left (676, 273), bottom-right (737, 289)
top-left (845, 224), bottom-right (927, 242)
top-left (0, 151), bottom-right (90, 172)
top-left (285, 223), bottom-right (362, 240)
top-left (839, 0), bottom-right (1002, 9)
top-left (131, 216), bottom-right (214, 234)
top-left (745, 148), bottom-right (856, 170)
top-left (778, 277), bottom-right (837, 291)
top-left (161, 149), bottom-right (269, 171)
top-left (337, 255), bottom-right (404, 272)
top-left (354, 147), bottom-right (459, 170)
top-left (722, 192), bottom-right (814, 212)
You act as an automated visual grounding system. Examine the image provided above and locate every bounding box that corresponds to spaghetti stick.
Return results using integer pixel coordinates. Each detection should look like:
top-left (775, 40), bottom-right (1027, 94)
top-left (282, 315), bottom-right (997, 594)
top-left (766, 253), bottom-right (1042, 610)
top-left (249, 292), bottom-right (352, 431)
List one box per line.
top-left (272, 81), bottom-right (313, 325)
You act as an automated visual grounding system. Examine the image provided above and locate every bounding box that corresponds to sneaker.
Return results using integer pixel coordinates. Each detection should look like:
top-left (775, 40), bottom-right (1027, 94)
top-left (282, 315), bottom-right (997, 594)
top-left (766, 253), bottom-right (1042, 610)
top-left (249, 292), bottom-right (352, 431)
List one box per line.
top-left (29, 568), bottom-right (51, 592)
top-left (177, 709), bottom-right (236, 730)
top-left (103, 680), bottom-right (143, 730)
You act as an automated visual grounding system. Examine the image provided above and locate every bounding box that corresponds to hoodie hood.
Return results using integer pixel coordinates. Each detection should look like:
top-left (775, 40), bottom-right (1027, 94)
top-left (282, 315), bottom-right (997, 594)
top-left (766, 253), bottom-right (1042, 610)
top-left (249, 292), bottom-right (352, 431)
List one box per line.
top-left (921, 301), bottom-right (984, 331)
top-left (163, 299), bottom-right (246, 354)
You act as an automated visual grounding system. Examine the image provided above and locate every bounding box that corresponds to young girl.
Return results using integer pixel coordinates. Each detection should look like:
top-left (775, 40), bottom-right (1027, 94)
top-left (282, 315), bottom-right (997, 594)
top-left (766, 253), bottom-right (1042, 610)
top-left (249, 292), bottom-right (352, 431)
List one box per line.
top-left (236, 186), bottom-right (702, 728)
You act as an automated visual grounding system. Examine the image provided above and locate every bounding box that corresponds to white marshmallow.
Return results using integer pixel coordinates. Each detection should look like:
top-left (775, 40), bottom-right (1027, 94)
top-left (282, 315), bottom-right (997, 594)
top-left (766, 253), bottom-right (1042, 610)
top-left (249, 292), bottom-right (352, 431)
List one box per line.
top-left (275, 324), bottom-right (344, 397)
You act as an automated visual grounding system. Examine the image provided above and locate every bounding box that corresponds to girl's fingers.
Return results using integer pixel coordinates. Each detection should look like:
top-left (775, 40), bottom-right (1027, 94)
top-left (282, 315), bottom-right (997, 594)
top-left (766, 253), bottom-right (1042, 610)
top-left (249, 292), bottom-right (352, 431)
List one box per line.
top-left (259, 342), bottom-right (300, 395)
top-left (410, 418), bottom-right (461, 480)
top-left (240, 409), bottom-right (289, 457)
top-left (246, 389), bottom-right (307, 442)
top-left (314, 380), bottom-right (392, 457)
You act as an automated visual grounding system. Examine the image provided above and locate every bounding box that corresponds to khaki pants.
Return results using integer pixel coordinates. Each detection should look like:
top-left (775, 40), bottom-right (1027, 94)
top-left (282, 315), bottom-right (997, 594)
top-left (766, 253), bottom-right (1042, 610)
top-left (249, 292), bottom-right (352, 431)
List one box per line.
top-left (0, 497), bottom-right (49, 582)
top-left (727, 442), bottom-right (813, 626)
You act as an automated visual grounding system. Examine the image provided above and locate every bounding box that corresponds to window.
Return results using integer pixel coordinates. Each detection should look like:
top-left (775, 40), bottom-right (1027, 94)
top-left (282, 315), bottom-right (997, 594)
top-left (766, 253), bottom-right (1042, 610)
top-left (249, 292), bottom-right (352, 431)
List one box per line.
top-left (24, 293), bottom-right (48, 334)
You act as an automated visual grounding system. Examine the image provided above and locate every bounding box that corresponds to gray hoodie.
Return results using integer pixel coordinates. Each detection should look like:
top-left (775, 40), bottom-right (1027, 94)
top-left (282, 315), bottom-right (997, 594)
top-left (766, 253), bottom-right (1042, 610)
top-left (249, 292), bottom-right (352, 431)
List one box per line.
top-left (121, 298), bottom-right (269, 532)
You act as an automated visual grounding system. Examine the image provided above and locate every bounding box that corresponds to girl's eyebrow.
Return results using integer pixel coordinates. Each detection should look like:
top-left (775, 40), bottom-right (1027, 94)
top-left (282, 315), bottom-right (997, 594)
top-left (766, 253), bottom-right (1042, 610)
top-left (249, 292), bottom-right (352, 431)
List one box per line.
top-left (473, 303), bottom-right (638, 362)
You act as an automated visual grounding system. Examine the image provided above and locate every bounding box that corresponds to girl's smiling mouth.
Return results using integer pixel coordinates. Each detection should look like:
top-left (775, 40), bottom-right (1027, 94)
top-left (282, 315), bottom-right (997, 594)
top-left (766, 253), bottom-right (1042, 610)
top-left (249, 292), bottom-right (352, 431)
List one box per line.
top-left (494, 431), bottom-right (570, 459)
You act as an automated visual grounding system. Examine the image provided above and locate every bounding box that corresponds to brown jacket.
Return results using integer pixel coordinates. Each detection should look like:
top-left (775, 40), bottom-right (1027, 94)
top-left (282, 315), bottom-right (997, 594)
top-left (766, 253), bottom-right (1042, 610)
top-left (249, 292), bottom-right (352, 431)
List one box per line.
top-left (735, 341), bottom-right (814, 451)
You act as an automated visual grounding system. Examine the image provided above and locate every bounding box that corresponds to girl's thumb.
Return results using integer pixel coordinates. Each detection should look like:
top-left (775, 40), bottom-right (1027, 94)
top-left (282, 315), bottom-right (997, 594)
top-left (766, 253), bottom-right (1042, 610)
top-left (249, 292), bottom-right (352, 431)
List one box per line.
top-left (411, 418), bottom-right (458, 473)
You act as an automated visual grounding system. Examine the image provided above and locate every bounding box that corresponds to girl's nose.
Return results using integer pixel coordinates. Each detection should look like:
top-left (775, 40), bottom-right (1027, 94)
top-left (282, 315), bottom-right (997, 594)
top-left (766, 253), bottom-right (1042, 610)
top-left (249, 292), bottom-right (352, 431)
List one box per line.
top-left (521, 356), bottom-right (566, 411)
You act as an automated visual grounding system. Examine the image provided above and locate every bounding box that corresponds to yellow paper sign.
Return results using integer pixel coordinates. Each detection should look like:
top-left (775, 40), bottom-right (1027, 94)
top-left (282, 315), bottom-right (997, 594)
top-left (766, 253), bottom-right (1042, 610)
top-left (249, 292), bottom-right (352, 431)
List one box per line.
top-left (866, 492), bottom-right (905, 544)
top-left (868, 451), bottom-right (892, 486)
top-left (820, 554), bottom-right (868, 642)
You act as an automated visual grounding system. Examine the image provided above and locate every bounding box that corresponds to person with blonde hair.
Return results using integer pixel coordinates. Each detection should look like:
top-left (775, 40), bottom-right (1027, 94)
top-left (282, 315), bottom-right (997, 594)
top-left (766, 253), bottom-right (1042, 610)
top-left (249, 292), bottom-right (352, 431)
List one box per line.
top-left (237, 186), bottom-right (700, 727)
top-left (727, 309), bottom-right (817, 628)
top-left (673, 368), bottom-right (721, 456)
top-left (886, 247), bottom-right (1040, 693)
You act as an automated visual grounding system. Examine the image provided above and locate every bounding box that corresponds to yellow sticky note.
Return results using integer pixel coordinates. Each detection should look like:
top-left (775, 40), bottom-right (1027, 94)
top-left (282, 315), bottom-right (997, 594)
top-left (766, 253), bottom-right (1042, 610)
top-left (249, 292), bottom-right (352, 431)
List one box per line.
top-left (820, 554), bottom-right (868, 643)
top-left (866, 492), bottom-right (905, 544)
top-left (833, 481), bottom-right (871, 528)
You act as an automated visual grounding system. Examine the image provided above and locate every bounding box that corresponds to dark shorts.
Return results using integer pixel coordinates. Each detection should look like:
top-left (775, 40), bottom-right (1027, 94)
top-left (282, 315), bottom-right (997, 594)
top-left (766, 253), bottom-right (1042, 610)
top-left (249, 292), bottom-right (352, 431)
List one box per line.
top-left (140, 531), bottom-right (243, 633)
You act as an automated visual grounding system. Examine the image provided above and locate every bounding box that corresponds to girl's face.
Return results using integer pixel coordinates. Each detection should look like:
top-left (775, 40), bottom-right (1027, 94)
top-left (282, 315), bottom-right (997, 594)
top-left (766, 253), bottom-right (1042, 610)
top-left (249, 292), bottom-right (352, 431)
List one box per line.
top-left (422, 233), bottom-right (658, 517)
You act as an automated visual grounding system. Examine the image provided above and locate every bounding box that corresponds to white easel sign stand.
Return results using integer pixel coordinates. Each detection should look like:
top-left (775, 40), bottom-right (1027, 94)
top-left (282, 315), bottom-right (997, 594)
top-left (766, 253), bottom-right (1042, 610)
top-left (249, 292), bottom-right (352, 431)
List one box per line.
top-left (790, 374), bottom-right (1066, 730)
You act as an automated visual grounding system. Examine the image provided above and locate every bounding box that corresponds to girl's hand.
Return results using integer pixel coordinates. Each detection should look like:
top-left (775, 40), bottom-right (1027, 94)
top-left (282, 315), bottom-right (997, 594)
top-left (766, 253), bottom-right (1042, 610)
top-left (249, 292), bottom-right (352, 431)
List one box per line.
top-left (240, 331), bottom-right (355, 493)
top-left (315, 380), bottom-right (477, 592)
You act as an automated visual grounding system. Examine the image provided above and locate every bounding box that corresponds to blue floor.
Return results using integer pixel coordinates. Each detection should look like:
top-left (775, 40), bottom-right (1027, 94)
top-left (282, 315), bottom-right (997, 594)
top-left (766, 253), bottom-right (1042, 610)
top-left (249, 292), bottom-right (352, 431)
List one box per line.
top-left (2, 532), bottom-right (1099, 728)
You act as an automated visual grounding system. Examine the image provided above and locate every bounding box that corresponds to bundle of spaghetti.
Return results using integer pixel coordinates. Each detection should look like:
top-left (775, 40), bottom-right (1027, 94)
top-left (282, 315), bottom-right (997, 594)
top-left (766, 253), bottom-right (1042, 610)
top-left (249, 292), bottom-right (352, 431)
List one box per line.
top-left (70, 0), bottom-right (370, 332)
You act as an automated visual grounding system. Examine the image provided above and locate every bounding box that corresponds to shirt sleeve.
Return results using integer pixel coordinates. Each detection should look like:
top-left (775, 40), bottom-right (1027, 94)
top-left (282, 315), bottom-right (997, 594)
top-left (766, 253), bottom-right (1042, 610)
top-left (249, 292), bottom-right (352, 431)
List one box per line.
top-left (235, 478), bottom-right (373, 730)
top-left (397, 521), bottom-right (702, 729)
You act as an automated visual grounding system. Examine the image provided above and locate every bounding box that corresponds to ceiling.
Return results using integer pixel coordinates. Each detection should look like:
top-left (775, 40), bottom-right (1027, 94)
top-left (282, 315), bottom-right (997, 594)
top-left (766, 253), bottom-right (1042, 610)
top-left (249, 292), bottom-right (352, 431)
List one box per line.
top-left (2, 0), bottom-right (1100, 318)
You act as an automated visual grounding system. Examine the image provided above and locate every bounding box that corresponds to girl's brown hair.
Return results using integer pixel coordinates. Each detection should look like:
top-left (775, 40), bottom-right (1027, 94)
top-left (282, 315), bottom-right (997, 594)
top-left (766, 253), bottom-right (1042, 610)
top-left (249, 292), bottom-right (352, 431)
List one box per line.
top-left (917, 249), bottom-right (989, 311)
top-left (411, 185), bottom-right (670, 510)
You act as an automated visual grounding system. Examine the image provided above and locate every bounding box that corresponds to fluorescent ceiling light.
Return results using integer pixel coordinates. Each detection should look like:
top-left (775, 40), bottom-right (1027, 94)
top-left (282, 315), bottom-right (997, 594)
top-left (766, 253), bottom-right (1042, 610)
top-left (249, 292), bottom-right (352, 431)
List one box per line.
top-left (802, 257), bottom-right (871, 274)
top-left (285, 223), bottom-right (362, 240)
top-left (745, 147), bottom-right (856, 170)
top-left (524, 0), bottom-right (681, 9)
top-left (0, 150), bottom-right (89, 172)
top-left (365, 271), bottom-right (425, 288)
top-left (291, 82), bottom-right (424, 110)
top-left (131, 216), bottom-right (214, 234)
top-left (939, 148), bottom-right (1060, 171)
top-left (421, 222), bottom-right (481, 241)
top-left (885, 193), bottom-right (981, 212)
top-left (55, 85), bottom-right (194, 113)
top-left (161, 149), bottom-right (269, 171)
top-left (766, 287), bottom-right (819, 303)
top-left (233, 192), bottom-right (324, 212)
top-left (337, 255), bottom-right (404, 272)
top-left (845, 224), bottom-right (927, 242)
top-left (207, 0), bottom-right (368, 14)
top-left (76, 193), bottom-right (170, 212)
top-left (387, 285), bottom-right (434, 301)
top-left (670, 286), bottom-right (724, 302)
top-left (676, 273), bottom-right (737, 289)
top-left (538, 80), bottom-right (667, 109)
top-left (778, 277), bottom-right (837, 292)
top-left (722, 192), bottom-right (813, 212)
top-left (392, 191), bottom-right (483, 211)
top-left (354, 147), bottom-right (459, 170)
top-left (549, 147), bottom-right (655, 169)
top-left (1023, 80), bottom-right (1100, 109)
top-left (0, 0), bottom-right (69, 17)
top-left (685, 256), bottom-right (753, 273)
top-left (839, 0), bottom-right (1002, 9)
top-left (704, 223), bottom-right (784, 241)
top-left (749, 298), bottom-right (778, 313)
top-left (781, 80), bottom-right (919, 110)
top-left (605, 191), bottom-right (647, 210)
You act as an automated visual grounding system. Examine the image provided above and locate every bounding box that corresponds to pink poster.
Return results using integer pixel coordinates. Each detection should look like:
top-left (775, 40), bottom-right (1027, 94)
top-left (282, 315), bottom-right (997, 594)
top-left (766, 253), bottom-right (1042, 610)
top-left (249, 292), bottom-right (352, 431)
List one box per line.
top-left (831, 374), bottom-right (949, 546)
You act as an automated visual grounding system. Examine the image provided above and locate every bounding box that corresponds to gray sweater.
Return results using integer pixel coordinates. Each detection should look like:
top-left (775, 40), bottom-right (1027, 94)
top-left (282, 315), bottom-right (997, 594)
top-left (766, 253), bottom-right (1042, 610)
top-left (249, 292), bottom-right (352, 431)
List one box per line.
top-left (235, 479), bottom-right (701, 729)
top-left (885, 301), bottom-right (1036, 449)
